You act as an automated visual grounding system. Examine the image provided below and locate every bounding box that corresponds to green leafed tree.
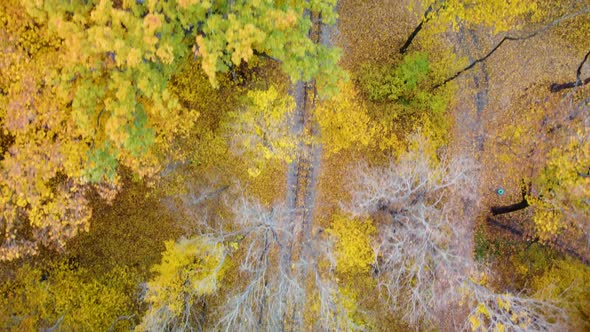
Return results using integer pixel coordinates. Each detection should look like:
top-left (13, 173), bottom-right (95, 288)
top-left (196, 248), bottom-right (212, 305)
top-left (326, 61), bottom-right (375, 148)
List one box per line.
top-left (0, 0), bottom-right (343, 260)
top-left (23, 0), bottom-right (343, 181)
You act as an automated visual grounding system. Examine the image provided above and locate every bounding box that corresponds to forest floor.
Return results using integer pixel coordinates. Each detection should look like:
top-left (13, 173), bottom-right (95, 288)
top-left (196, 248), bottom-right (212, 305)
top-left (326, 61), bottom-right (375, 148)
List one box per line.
top-left (447, 25), bottom-right (490, 261)
top-left (326, 0), bottom-right (590, 266)
top-left (447, 21), bottom-right (590, 265)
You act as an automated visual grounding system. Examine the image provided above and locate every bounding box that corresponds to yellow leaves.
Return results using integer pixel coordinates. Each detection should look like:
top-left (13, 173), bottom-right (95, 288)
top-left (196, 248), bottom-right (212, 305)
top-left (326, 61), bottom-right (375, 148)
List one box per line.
top-left (497, 295), bottom-right (511, 311)
top-left (469, 271), bottom-right (489, 286)
top-left (229, 241), bottom-right (240, 250)
top-left (476, 303), bottom-right (490, 318)
top-left (315, 82), bottom-right (377, 155)
top-left (526, 195), bottom-right (562, 242)
top-left (126, 47), bottom-right (142, 68)
top-left (149, 237), bottom-right (225, 299)
top-left (468, 313), bottom-right (481, 330)
top-left (227, 21), bottom-right (266, 65)
top-left (139, 237), bottom-right (225, 330)
top-left (496, 323), bottom-right (505, 332)
top-left (469, 301), bottom-right (500, 331)
top-left (327, 214), bottom-right (376, 276)
top-left (532, 258), bottom-right (590, 330)
top-left (425, 0), bottom-right (538, 35)
top-left (411, 113), bottom-right (449, 160)
top-left (0, 262), bottom-right (137, 331)
top-left (195, 35), bottom-right (219, 87)
top-left (156, 43), bottom-right (174, 64)
top-left (15, 195), bottom-right (28, 208)
top-left (225, 86), bottom-right (296, 177)
top-left (0, 2), bottom-right (93, 258)
top-left (105, 115), bottom-right (129, 147)
top-left (90, 0), bottom-right (113, 26)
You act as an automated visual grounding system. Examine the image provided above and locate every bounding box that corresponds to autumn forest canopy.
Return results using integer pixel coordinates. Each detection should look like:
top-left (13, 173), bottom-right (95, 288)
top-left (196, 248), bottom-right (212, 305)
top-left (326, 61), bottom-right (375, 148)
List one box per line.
top-left (0, 0), bottom-right (589, 331)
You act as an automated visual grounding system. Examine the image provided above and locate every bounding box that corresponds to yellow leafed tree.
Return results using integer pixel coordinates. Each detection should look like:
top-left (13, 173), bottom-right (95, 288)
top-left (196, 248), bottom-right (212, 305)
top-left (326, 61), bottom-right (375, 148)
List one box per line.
top-left (138, 237), bottom-right (226, 331)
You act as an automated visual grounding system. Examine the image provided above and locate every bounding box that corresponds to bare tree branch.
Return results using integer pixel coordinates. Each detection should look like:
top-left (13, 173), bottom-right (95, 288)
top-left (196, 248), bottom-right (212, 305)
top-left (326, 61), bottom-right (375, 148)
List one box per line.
top-left (433, 9), bottom-right (590, 90)
top-left (461, 278), bottom-right (566, 331)
top-left (399, 2), bottom-right (437, 54)
top-left (345, 139), bottom-right (477, 326)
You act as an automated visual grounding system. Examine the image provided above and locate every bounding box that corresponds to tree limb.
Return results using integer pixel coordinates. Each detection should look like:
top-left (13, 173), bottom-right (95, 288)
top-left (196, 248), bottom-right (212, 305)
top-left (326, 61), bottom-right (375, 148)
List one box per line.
top-left (491, 197), bottom-right (529, 215)
top-left (486, 217), bottom-right (590, 266)
top-left (433, 9), bottom-right (590, 90)
top-left (491, 183), bottom-right (530, 216)
top-left (400, 3), bottom-right (436, 54)
top-left (550, 49), bottom-right (590, 92)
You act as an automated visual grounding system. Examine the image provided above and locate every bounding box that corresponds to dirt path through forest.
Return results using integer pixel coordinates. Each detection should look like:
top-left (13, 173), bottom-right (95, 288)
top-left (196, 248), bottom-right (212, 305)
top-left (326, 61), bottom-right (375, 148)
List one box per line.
top-left (449, 26), bottom-right (490, 258)
top-left (285, 12), bottom-right (330, 276)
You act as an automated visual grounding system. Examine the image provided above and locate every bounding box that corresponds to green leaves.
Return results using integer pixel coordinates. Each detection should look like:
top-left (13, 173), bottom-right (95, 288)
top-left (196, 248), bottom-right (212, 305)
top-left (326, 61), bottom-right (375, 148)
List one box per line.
top-left (24, 0), bottom-right (344, 183)
top-left (361, 52), bottom-right (431, 102)
top-left (85, 142), bottom-right (118, 183)
top-left (125, 107), bottom-right (156, 158)
top-left (194, 0), bottom-right (343, 93)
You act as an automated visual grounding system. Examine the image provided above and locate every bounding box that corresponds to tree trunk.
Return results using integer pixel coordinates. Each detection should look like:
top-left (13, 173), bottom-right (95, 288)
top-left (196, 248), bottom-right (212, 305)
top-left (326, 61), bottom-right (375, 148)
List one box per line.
top-left (491, 197), bottom-right (529, 215)
top-left (549, 77), bottom-right (590, 92)
top-left (551, 49), bottom-right (590, 92)
top-left (399, 4), bottom-right (434, 54)
top-left (400, 20), bottom-right (426, 54)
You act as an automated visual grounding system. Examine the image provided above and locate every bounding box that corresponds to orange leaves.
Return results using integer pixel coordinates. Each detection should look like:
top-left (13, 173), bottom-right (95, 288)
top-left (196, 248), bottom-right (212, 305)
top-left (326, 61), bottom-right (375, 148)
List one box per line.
top-left (274, 9), bottom-right (298, 30)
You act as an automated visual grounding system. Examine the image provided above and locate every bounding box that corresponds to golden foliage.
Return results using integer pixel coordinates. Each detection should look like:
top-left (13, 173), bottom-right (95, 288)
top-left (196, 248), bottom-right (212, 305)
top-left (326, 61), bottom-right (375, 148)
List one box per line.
top-left (138, 236), bottom-right (226, 331)
top-left (315, 82), bottom-right (376, 155)
top-left (225, 86), bottom-right (296, 177)
top-left (420, 0), bottom-right (537, 34)
top-left (0, 0), bottom-right (92, 260)
top-left (533, 258), bottom-right (590, 330)
top-left (328, 214), bottom-right (375, 276)
top-left (0, 262), bottom-right (137, 331)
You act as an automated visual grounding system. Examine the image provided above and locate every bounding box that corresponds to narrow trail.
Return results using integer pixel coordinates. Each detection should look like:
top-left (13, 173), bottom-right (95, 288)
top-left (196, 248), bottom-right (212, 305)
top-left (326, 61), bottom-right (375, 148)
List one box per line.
top-left (453, 26), bottom-right (489, 159)
top-left (451, 26), bottom-right (490, 259)
top-left (280, 12), bottom-right (328, 329)
top-left (286, 12), bottom-right (327, 264)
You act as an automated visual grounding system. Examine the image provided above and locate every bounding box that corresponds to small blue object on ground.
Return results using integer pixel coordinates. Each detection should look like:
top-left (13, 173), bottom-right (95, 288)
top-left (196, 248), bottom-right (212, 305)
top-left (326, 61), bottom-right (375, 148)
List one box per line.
top-left (496, 188), bottom-right (505, 195)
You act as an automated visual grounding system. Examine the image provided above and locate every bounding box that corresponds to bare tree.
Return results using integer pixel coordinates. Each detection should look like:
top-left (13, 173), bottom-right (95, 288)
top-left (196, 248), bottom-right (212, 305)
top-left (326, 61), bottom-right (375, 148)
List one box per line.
top-left (211, 194), bottom-right (354, 332)
top-left (461, 278), bottom-right (566, 331)
top-left (345, 143), bottom-right (477, 326)
top-left (215, 198), bottom-right (297, 331)
top-left (344, 138), bottom-right (567, 330)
